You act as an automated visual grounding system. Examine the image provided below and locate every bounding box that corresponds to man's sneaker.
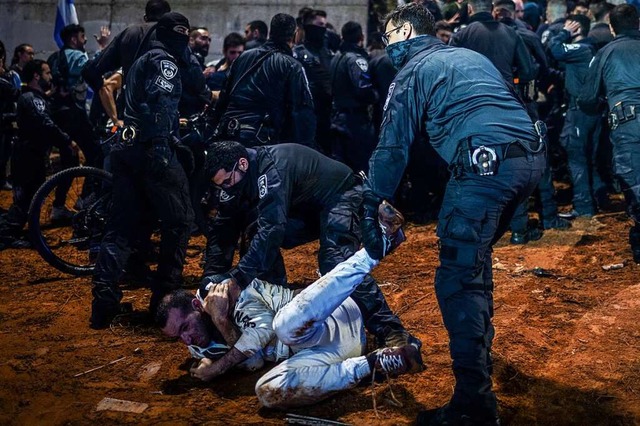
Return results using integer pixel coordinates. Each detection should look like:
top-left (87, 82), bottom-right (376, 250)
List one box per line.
top-left (378, 200), bottom-right (406, 256)
top-left (51, 206), bottom-right (75, 222)
top-left (366, 344), bottom-right (424, 377)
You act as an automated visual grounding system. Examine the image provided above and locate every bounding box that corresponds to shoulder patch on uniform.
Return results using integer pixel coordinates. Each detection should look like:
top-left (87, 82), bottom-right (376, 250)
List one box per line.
top-left (541, 30), bottom-right (550, 45)
top-left (33, 98), bottom-right (46, 112)
top-left (563, 43), bottom-right (581, 52)
top-left (258, 174), bottom-right (268, 199)
top-left (383, 82), bottom-right (396, 112)
top-left (219, 189), bottom-right (235, 202)
top-left (160, 60), bottom-right (178, 79)
top-left (356, 57), bottom-right (369, 72)
top-left (155, 76), bottom-right (174, 92)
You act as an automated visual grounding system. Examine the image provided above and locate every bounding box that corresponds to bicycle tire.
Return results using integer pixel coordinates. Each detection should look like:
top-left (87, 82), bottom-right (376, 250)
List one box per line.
top-left (28, 166), bottom-right (113, 276)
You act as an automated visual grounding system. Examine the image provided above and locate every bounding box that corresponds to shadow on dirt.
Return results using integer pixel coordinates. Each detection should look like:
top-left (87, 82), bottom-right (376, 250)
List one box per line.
top-left (161, 367), bottom-right (264, 398)
top-left (495, 359), bottom-right (635, 425)
top-left (257, 382), bottom-right (426, 424)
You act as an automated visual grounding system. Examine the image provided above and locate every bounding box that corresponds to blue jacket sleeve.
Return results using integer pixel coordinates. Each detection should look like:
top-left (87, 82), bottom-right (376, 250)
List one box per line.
top-left (367, 69), bottom-right (425, 199)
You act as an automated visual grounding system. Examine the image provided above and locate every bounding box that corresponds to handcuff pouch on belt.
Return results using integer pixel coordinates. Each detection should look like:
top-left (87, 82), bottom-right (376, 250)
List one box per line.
top-left (608, 102), bottom-right (637, 130)
top-left (469, 145), bottom-right (498, 176)
top-left (121, 126), bottom-right (137, 144)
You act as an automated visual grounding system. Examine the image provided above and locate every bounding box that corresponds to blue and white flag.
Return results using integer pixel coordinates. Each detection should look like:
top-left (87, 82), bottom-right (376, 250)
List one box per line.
top-left (54, 0), bottom-right (79, 48)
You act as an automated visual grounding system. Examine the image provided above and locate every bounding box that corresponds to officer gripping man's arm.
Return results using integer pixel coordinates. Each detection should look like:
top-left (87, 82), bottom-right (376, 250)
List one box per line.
top-left (361, 77), bottom-right (422, 258)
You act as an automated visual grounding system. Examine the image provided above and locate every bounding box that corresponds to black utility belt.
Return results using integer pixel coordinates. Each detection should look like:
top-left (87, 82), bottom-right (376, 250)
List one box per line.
top-left (222, 118), bottom-right (257, 135)
top-left (609, 103), bottom-right (638, 130)
top-left (217, 117), bottom-right (273, 145)
top-left (455, 140), bottom-right (542, 177)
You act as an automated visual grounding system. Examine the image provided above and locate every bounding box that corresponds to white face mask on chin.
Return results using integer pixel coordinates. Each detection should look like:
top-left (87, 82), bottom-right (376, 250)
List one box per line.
top-left (187, 341), bottom-right (230, 360)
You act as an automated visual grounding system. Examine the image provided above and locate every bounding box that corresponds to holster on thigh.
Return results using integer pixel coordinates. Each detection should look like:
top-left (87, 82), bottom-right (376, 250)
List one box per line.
top-left (435, 206), bottom-right (488, 301)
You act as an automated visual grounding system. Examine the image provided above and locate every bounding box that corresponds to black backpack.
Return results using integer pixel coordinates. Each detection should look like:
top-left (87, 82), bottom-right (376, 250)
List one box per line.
top-left (47, 49), bottom-right (71, 90)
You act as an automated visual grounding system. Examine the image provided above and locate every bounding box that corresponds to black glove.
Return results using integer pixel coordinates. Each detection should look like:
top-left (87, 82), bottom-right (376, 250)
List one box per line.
top-left (360, 194), bottom-right (385, 260)
top-left (148, 138), bottom-right (171, 177)
top-left (198, 273), bottom-right (231, 300)
top-left (173, 141), bottom-right (195, 176)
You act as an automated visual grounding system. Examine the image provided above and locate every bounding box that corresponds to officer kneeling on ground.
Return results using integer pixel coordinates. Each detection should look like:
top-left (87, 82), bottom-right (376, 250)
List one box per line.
top-left (201, 140), bottom-right (419, 349)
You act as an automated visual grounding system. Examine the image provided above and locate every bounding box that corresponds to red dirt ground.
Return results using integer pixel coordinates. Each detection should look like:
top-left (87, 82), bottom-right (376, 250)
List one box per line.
top-left (1, 190), bottom-right (639, 425)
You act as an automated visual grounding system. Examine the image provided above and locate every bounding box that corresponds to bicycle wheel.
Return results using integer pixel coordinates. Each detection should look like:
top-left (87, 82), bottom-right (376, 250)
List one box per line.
top-left (28, 166), bottom-right (113, 276)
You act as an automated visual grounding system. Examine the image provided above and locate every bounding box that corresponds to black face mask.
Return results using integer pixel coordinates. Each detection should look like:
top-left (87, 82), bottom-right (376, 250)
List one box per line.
top-left (222, 169), bottom-right (249, 196)
top-left (156, 12), bottom-right (191, 59)
top-left (304, 24), bottom-right (327, 48)
top-left (158, 28), bottom-right (190, 58)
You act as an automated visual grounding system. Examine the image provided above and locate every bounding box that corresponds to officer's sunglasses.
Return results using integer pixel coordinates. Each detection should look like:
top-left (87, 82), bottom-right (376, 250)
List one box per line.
top-left (382, 24), bottom-right (404, 47)
top-left (215, 161), bottom-right (239, 189)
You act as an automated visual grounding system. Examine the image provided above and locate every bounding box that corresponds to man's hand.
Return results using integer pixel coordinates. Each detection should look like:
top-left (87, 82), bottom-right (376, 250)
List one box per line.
top-left (203, 66), bottom-right (216, 78)
top-left (202, 278), bottom-right (241, 322)
top-left (202, 279), bottom-right (243, 346)
top-left (190, 357), bottom-right (223, 381)
top-left (563, 20), bottom-right (582, 38)
top-left (360, 195), bottom-right (385, 260)
top-left (94, 26), bottom-right (111, 50)
top-left (69, 141), bottom-right (80, 156)
top-left (202, 281), bottom-right (232, 324)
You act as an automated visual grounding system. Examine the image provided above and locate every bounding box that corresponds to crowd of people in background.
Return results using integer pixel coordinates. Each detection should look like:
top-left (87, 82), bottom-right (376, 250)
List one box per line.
top-left (0, 0), bottom-right (637, 242)
top-left (0, 0), bottom-right (639, 423)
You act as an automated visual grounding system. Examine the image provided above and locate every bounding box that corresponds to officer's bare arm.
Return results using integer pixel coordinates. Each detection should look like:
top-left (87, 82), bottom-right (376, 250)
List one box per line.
top-left (99, 71), bottom-right (123, 126)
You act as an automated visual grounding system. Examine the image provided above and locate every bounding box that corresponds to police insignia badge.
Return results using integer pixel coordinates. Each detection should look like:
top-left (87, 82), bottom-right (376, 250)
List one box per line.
top-left (155, 76), bottom-right (174, 92)
top-left (356, 58), bottom-right (369, 72)
top-left (33, 98), bottom-right (46, 112)
top-left (219, 189), bottom-right (234, 202)
top-left (160, 60), bottom-right (178, 79)
top-left (258, 175), bottom-right (268, 199)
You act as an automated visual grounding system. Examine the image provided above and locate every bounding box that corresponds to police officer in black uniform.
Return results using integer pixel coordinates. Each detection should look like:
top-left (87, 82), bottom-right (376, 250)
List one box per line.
top-left (2, 60), bottom-right (78, 235)
top-left (493, 0), bottom-right (571, 242)
top-left (90, 12), bottom-right (195, 329)
top-left (292, 10), bottom-right (333, 154)
top-left (550, 15), bottom-right (606, 218)
top-left (360, 4), bottom-right (545, 424)
top-left (211, 13), bottom-right (316, 148)
top-left (450, 0), bottom-right (536, 90)
top-left (202, 140), bottom-right (418, 349)
top-left (579, 4), bottom-right (640, 262)
top-left (330, 21), bottom-right (378, 173)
